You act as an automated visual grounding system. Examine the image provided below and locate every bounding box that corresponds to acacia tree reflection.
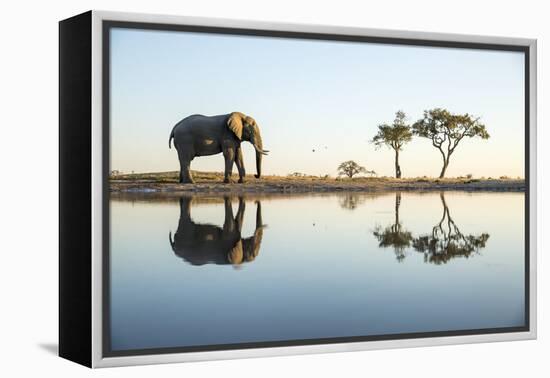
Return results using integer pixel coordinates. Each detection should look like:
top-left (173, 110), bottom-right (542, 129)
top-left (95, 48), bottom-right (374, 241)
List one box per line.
top-left (412, 193), bottom-right (490, 265)
top-left (372, 192), bottom-right (490, 264)
top-left (372, 193), bottom-right (413, 262)
top-left (339, 194), bottom-right (367, 210)
top-left (169, 196), bottom-right (265, 267)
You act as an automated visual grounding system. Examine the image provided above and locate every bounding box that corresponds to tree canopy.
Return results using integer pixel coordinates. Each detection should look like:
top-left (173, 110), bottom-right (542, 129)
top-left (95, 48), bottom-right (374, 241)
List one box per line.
top-left (337, 160), bottom-right (367, 178)
top-left (371, 110), bottom-right (413, 178)
top-left (372, 110), bottom-right (413, 151)
top-left (412, 108), bottom-right (490, 178)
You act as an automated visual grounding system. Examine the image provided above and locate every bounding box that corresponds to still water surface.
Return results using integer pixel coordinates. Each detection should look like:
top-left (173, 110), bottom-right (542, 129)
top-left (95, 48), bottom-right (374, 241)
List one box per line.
top-left (109, 191), bottom-right (525, 352)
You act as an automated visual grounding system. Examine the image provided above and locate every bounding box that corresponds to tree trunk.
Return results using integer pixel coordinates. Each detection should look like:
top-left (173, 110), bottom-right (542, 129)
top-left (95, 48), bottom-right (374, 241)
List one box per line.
top-left (439, 159), bottom-right (449, 179)
top-left (394, 149), bottom-right (401, 178)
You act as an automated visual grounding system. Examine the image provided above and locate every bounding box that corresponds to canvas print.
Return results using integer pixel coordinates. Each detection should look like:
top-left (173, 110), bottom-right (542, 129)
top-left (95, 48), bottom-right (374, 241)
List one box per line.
top-left (106, 24), bottom-right (527, 356)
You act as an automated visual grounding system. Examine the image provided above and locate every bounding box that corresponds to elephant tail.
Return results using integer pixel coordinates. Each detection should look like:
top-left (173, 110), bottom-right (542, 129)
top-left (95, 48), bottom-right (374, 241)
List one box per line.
top-left (169, 121), bottom-right (182, 149)
top-left (169, 231), bottom-right (175, 249)
top-left (168, 128), bottom-right (175, 149)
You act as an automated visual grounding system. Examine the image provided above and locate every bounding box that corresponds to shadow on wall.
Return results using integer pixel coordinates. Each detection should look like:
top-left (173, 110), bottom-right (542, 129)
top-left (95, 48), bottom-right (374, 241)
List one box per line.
top-left (37, 343), bottom-right (58, 356)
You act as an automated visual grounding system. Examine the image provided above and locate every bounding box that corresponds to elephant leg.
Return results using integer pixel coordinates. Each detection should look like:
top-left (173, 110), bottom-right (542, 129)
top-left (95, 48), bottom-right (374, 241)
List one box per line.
top-left (176, 147), bottom-right (195, 184)
top-left (235, 147), bottom-right (245, 183)
top-left (223, 148), bottom-right (235, 183)
top-left (179, 158), bottom-right (194, 184)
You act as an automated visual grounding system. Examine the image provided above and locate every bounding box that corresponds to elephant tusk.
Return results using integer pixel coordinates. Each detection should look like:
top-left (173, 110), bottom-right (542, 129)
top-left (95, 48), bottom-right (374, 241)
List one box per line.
top-left (253, 146), bottom-right (269, 155)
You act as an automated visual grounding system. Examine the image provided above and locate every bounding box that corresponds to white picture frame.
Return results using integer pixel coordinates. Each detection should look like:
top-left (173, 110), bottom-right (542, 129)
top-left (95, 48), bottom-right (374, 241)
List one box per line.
top-left (58, 10), bottom-right (537, 368)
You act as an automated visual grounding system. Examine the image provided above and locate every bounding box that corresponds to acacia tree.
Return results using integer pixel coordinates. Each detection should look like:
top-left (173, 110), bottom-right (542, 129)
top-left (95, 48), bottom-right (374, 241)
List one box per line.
top-left (412, 108), bottom-right (490, 178)
top-left (371, 110), bottom-right (413, 178)
top-left (337, 160), bottom-right (367, 178)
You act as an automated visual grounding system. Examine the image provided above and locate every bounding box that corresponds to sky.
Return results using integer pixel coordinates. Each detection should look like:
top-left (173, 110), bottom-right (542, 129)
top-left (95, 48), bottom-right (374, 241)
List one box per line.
top-left (110, 27), bottom-right (525, 178)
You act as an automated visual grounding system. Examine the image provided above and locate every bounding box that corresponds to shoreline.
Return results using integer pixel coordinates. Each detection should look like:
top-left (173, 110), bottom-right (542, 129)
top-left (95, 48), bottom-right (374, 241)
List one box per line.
top-left (110, 177), bottom-right (525, 194)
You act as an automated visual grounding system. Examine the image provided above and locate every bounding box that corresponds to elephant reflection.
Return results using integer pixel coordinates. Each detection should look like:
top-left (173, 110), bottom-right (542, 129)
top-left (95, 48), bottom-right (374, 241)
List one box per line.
top-left (169, 196), bottom-right (265, 266)
top-left (412, 193), bottom-right (490, 265)
top-left (372, 193), bottom-right (413, 262)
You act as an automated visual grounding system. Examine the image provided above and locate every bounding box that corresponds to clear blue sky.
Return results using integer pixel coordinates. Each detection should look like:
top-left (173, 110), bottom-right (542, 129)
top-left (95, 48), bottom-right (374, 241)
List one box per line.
top-left (110, 27), bottom-right (525, 178)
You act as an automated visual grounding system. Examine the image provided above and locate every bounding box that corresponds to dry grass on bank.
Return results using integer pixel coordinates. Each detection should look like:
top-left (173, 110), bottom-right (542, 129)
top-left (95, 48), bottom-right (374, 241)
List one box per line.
top-left (109, 171), bottom-right (524, 193)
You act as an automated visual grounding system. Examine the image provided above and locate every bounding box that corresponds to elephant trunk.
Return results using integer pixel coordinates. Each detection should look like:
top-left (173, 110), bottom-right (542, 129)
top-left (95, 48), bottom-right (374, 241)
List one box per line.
top-left (252, 128), bottom-right (267, 179)
top-left (255, 150), bottom-right (262, 179)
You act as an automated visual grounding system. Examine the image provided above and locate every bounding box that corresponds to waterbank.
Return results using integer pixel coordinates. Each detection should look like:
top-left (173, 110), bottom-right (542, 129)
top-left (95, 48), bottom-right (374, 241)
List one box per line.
top-left (109, 171), bottom-right (524, 194)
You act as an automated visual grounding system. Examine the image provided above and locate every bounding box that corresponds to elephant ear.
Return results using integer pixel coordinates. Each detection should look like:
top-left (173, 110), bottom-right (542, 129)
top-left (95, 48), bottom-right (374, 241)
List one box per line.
top-left (227, 240), bottom-right (243, 265)
top-left (227, 112), bottom-right (243, 140)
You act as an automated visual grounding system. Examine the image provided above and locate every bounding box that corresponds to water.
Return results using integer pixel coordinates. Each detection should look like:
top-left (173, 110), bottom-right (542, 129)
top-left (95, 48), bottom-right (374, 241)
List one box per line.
top-left (108, 191), bottom-right (525, 352)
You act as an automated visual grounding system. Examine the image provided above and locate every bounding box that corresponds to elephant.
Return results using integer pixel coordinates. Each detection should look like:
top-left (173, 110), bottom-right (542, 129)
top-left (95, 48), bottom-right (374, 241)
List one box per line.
top-left (169, 196), bottom-right (266, 266)
top-left (168, 112), bottom-right (269, 183)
